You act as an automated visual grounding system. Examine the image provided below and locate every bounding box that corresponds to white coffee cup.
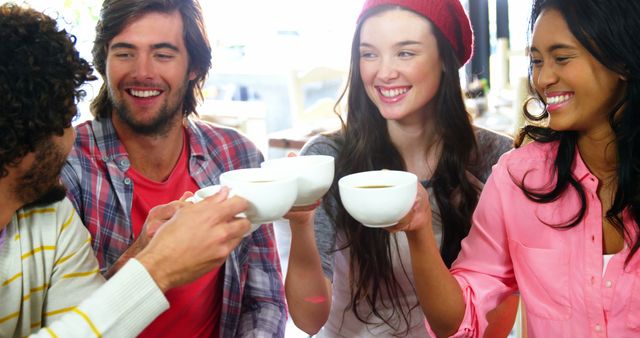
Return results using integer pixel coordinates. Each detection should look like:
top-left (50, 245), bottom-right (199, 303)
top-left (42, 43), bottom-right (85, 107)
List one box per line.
top-left (187, 185), bottom-right (260, 236)
top-left (260, 155), bottom-right (334, 207)
top-left (219, 167), bottom-right (298, 224)
top-left (338, 170), bottom-right (418, 227)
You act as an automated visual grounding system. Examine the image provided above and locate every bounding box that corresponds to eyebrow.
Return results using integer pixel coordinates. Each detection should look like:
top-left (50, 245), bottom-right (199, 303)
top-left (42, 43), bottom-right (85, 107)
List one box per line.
top-left (360, 40), bottom-right (423, 48)
top-left (530, 43), bottom-right (577, 53)
top-left (109, 42), bottom-right (180, 52)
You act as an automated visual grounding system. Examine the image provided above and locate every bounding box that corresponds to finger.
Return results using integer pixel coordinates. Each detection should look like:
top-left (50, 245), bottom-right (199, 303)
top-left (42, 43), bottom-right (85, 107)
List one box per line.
top-left (148, 202), bottom-right (183, 221)
top-left (197, 194), bottom-right (248, 221)
top-left (200, 186), bottom-right (230, 204)
top-left (214, 218), bottom-right (251, 244)
top-left (289, 200), bottom-right (320, 212)
top-left (287, 151), bottom-right (298, 158)
top-left (179, 191), bottom-right (195, 201)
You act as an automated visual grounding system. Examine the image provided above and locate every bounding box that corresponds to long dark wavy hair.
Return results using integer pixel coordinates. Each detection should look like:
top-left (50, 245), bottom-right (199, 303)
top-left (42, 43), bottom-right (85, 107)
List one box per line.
top-left (516, 0), bottom-right (640, 264)
top-left (0, 3), bottom-right (94, 178)
top-left (90, 0), bottom-right (211, 120)
top-left (325, 5), bottom-right (478, 333)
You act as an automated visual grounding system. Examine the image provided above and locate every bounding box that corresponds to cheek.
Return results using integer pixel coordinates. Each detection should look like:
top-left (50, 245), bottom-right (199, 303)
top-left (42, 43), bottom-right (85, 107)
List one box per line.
top-left (359, 61), bottom-right (376, 85)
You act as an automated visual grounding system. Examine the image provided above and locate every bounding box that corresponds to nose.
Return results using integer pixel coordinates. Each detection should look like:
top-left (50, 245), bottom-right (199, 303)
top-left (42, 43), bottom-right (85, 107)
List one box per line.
top-left (534, 62), bottom-right (558, 91)
top-left (132, 54), bottom-right (155, 81)
top-left (378, 57), bottom-right (399, 82)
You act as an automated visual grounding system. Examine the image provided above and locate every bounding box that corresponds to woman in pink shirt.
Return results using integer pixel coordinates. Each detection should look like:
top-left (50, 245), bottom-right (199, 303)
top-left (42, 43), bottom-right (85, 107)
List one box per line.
top-left (394, 0), bottom-right (640, 337)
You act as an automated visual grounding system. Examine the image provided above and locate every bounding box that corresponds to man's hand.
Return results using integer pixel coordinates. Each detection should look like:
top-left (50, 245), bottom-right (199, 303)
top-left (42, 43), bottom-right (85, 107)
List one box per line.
top-left (104, 192), bottom-right (194, 278)
top-left (136, 186), bottom-right (250, 292)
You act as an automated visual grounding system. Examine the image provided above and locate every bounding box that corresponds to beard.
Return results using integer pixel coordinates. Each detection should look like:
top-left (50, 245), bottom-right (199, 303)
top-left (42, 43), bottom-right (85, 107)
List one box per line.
top-left (109, 78), bottom-right (190, 137)
top-left (16, 142), bottom-right (68, 208)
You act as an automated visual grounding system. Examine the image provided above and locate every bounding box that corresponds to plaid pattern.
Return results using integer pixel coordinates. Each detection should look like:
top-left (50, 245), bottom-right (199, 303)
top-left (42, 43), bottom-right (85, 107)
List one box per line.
top-left (61, 117), bottom-right (286, 337)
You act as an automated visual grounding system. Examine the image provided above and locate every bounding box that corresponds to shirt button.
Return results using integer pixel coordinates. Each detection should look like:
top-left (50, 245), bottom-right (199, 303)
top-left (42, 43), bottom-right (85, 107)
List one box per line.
top-left (124, 177), bottom-right (132, 185)
top-left (102, 156), bottom-right (109, 162)
top-left (595, 324), bottom-right (602, 332)
top-left (120, 159), bottom-right (130, 167)
top-left (605, 280), bottom-right (612, 288)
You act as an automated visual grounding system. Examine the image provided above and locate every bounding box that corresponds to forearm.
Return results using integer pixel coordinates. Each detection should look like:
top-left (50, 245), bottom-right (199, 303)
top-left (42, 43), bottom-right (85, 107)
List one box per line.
top-left (285, 223), bottom-right (332, 335)
top-left (31, 260), bottom-right (168, 338)
top-left (104, 239), bottom-right (143, 279)
top-left (407, 227), bottom-right (465, 338)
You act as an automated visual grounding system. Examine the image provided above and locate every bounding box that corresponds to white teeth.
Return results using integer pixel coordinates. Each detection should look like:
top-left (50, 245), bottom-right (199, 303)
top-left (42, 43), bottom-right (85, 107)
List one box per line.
top-left (380, 87), bottom-right (409, 98)
top-left (547, 94), bottom-right (572, 105)
top-left (130, 89), bottom-right (161, 98)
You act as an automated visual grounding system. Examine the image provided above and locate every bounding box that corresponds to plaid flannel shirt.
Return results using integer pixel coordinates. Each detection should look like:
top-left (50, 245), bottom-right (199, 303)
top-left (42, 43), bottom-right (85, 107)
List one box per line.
top-left (61, 117), bottom-right (286, 337)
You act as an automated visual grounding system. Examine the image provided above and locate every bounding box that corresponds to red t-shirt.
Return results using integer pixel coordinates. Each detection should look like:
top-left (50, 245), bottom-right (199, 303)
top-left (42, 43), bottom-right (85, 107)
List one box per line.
top-left (129, 132), bottom-right (222, 338)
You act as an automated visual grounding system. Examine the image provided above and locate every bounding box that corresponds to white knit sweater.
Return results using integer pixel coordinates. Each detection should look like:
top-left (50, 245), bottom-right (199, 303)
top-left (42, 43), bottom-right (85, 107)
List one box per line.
top-left (0, 198), bottom-right (168, 337)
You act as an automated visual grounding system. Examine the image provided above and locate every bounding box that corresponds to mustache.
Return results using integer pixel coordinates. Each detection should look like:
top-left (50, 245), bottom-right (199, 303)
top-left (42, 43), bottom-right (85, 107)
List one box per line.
top-left (124, 81), bottom-right (166, 89)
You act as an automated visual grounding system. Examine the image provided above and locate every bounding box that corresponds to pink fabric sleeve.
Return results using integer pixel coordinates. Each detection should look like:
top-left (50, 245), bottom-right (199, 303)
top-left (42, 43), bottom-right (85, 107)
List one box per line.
top-left (427, 158), bottom-right (519, 337)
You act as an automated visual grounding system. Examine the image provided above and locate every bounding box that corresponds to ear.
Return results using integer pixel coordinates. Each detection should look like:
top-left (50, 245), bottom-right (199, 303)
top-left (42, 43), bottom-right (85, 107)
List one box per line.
top-left (189, 70), bottom-right (197, 81)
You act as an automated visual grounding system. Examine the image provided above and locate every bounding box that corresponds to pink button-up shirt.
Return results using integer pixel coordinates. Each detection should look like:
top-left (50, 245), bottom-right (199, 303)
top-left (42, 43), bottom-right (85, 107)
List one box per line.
top-left (448, 141), bottom-right (640, 337)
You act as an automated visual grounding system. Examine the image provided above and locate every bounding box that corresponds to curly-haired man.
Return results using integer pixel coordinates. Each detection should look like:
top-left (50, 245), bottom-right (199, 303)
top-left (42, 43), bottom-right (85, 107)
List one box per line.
top-left (0, 3), bottom-right (251, 337)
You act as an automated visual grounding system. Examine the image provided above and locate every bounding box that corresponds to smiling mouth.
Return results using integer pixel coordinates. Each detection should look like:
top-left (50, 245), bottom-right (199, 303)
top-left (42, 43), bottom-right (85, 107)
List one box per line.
top-left (546, 93), bottom-right (573, 105)
top-left (378, 87), bottom-right (410, 98)
top-left (127, 89), bottom-right (162, 98)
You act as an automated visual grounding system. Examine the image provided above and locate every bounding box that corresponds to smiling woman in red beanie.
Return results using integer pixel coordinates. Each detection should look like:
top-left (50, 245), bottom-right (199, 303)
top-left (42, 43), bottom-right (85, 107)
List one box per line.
top-left (284, 0), bottom-right (515, 336)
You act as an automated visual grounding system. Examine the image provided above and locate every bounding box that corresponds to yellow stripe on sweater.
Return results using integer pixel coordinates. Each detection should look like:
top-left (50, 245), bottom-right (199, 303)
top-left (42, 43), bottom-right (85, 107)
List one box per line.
top-left (2, 272), bottom-right (22, 287)
top-left (54, 237), bottom-right (91, 267)
top-left (72, 308), bottom-right (101, 337)
top-left (60, 213), bottom-right (74, 233)
top-left (23, 283), bottom-right (49, 301)
top-left (44, 327), bottom-right (58, 337)
top-left (62, 269), bottom-right (100, 279)
top-left (45, 306), bottom-right (75, 318)
top-left (21, 246), bottom-right (56, 260)
top-left (0, 311), bottom-right (19, 324)
top-left (17, 208), bottom-right (56, 220)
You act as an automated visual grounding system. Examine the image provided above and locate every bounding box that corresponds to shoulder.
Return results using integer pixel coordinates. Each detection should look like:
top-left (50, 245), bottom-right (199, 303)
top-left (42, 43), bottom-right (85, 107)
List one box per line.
top-left (187, 118), bottom-right (263, 170)
top-left (474, 126), bottom-right (513, 156)
top-left (492, 140), bottom-right (558, 181)
top-left (300, 132), bottom-right (342, 157)
top-left (468, 126), bottom-right (513, 182)
top-left (16, 198), bottom-right (85, 238)
top-left (188, 118), bottom-right (259, 152)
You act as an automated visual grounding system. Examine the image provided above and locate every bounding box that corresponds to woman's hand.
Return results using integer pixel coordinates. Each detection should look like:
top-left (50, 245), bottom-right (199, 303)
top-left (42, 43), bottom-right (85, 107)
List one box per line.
top-left (386, 182), bottom-right (432, 234)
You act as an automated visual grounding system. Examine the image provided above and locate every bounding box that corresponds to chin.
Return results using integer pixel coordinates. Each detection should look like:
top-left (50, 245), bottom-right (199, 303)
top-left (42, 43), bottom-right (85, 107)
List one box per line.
top-left (23, 184), bottom-right (68, 209)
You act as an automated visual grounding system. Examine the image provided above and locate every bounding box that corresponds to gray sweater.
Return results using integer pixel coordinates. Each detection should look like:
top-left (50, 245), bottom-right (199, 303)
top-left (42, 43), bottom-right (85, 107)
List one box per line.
top-left (299, 126), bottom-right (513, 337)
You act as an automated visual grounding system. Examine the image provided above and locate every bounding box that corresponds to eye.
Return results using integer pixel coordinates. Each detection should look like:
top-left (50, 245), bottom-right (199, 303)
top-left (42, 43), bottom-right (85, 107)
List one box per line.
top-left (359, 50), bottom-right (377, 59)
top-left (554, 56), bottom-right (570, 64)
top-left (398, 50), bottom-right (415, 58)
top-left (114, 52), bottom-right (132, 59)
top-left (529, 58), bottom-right (542, 67)
top-left (155, 53), bottom-right (175, 60)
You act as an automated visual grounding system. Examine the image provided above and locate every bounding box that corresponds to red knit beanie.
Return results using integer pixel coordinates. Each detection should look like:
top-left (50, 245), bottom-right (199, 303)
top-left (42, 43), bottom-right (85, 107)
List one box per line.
top-left (357, 0), bottom-right (473, 67)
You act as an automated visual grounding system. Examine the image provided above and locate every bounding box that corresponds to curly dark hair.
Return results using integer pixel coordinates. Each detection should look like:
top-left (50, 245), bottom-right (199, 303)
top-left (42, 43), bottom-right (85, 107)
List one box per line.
top-left (0, 3), bottom-right (94, 178)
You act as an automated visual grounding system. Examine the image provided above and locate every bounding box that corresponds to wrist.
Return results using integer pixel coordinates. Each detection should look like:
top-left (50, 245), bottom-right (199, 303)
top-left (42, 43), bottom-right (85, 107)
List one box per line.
top-left (136, 251), bottom-right (172, 293)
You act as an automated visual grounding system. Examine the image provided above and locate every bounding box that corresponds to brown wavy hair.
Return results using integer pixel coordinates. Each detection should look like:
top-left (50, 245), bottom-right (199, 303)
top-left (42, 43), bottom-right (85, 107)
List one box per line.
top-left (90, 0), bottom-right (211, 120)
top-left (0, 3), bottom-right (94, 178)
top-left (326, 5), bottom-right (478, 335)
